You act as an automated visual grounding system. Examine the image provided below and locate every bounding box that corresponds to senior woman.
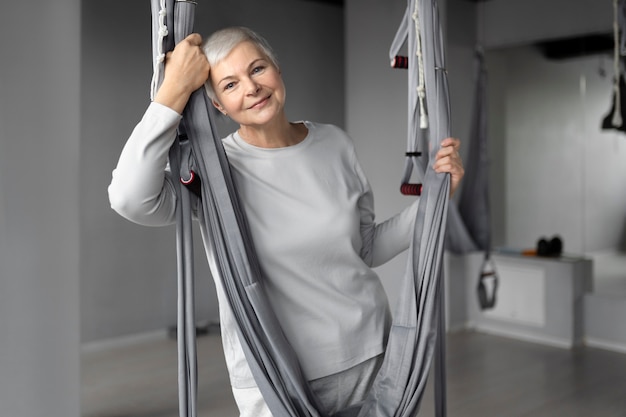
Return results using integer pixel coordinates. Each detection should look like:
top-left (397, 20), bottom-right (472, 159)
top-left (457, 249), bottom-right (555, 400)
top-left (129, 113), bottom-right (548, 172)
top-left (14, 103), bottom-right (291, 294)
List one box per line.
top-left (109, 27), bottom-right (464, 417)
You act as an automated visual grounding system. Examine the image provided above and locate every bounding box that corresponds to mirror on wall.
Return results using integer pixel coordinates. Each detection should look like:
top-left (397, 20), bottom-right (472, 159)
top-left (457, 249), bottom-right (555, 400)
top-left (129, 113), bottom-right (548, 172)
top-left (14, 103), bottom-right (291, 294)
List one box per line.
top-left (484, 37), bottom-right (626, 298)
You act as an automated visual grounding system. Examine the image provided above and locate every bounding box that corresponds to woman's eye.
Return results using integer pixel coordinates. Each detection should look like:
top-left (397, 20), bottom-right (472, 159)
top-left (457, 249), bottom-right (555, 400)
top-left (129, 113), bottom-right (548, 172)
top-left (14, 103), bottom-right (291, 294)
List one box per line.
top-left (252, 66), bottom-right (265, 74)
top-left (224, 82), bottom-right (235, 90)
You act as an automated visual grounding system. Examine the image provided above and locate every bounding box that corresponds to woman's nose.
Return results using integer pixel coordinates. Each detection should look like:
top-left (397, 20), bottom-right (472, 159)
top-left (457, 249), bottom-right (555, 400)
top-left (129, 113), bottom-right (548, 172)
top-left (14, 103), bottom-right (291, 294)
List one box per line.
top-left (245, 78), bottom-right (260, 95)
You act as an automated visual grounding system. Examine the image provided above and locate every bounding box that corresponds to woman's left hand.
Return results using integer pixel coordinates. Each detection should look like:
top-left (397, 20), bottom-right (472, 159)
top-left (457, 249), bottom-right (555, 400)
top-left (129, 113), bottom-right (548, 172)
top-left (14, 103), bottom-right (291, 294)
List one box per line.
top-left (433, 137), bottom-right (464, 197)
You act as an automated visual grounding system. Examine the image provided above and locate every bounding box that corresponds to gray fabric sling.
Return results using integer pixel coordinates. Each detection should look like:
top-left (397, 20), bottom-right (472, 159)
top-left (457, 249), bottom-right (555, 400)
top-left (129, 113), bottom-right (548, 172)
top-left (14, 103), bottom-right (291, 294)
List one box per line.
top-left (151, 0), bottom-right (452, 416)
top-left (388, 0), bottom-right (494, 312)
top-left (457, 49), bottom-right (491, 253)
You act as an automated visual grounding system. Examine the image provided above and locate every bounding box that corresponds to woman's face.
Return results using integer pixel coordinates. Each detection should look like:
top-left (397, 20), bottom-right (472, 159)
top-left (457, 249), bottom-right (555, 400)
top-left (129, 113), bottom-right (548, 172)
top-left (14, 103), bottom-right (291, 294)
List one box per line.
top-left (210, 41), bottom-right (286, 129)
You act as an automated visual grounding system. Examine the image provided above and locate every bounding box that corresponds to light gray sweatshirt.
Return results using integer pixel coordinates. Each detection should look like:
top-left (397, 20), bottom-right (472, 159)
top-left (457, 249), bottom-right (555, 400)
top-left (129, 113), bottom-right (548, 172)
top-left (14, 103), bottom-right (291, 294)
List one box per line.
top-left (108, 102), bottom-right (419, 387)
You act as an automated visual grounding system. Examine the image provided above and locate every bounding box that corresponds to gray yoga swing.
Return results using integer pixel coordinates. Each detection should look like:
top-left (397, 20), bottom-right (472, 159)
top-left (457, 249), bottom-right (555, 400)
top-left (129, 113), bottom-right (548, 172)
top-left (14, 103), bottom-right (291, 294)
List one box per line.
top-left (148, 0), bottom-right (474, 415)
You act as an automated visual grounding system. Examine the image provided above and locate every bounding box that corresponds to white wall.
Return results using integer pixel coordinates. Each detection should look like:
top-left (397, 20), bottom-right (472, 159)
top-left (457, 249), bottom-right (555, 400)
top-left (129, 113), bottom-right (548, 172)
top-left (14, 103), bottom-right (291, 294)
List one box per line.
top-left (81, 0), bottom-right (345, 343)
top-left (487, 47), bottom-right (626, 253)
top-left (481, 0), bottom-right (612, 49)
top-left (478, 0), bottom-right (625, 254)
top-left (0, 1), bottom-right (81, 416)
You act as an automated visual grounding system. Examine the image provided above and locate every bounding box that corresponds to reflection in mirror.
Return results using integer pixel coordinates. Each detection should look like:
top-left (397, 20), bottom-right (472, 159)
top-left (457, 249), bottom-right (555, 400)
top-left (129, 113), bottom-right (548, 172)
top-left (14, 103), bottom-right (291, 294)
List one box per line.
top-left (485, 43), bottom-right (626, 298)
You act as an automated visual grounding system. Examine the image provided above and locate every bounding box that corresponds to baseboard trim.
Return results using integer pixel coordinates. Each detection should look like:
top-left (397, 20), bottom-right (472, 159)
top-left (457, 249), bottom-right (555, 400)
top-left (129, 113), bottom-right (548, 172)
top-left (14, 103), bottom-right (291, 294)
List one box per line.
top-left (81, 329), bottom-right (169, 353)
top-left (467, 322), bottom-right (575, 349)
top-left (585, 337), bottom-right (626, 354)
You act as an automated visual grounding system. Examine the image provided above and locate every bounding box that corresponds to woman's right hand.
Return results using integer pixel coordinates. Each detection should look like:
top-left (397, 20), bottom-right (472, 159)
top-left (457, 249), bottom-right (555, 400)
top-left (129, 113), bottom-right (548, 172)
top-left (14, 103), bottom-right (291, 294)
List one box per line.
top-left (154, 33), bottom-right (210, 114)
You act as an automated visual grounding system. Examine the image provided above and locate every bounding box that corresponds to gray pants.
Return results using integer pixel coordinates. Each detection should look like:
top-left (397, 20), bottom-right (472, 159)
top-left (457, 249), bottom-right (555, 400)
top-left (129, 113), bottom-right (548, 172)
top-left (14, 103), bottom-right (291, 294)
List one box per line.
top-left (232, 354), bottom-right (383, 417)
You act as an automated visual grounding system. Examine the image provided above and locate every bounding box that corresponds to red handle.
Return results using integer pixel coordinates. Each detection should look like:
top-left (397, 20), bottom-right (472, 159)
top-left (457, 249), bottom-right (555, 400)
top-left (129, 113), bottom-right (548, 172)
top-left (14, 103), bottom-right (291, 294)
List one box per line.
top-left (180, 170), bottom-right (196, 185)
top-left (391, 55), bottom-right (409, 69)
top-left (400, 183), bottom-right (422, 196)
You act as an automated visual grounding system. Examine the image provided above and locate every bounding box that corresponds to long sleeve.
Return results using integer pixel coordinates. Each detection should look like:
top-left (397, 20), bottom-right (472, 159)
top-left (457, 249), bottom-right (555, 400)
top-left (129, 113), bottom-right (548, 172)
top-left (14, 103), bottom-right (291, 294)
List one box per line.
top-left (356, 158), bottom-right (420, 268)
top-left (220, 122), bottom-right (396, 381)
top-left (108, 102), bottom-right (182, 226)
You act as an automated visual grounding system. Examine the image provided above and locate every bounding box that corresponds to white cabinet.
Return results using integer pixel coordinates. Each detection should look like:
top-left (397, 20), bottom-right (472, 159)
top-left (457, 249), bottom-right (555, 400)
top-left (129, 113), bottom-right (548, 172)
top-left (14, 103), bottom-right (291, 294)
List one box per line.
top-left (466, 253), bottom-right (593, 348)
top-left (483, 262), bottom-right (546, 327)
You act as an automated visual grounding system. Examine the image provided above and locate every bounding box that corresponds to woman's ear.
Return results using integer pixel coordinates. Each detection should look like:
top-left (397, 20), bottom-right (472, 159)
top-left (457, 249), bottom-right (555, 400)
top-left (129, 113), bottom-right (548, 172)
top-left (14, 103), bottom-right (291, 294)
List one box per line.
top-left (212, 99), bottom-right (227, 116)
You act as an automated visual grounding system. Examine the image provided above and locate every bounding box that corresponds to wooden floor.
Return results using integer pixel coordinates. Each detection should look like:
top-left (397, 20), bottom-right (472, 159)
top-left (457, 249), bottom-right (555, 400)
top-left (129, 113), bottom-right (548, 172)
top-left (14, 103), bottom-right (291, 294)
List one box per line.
top-left (82, 330), bottom-right (626, 417)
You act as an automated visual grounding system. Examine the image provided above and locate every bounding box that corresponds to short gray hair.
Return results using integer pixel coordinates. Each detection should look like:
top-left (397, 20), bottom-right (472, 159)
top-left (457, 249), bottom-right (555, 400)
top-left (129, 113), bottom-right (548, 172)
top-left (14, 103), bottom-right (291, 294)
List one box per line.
top-left (202, 27), bottom-right (279, 100)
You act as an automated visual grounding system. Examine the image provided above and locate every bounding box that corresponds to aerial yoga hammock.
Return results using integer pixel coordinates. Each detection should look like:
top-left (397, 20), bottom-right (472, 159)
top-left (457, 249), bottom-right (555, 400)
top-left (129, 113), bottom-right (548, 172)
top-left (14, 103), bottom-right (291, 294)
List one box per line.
top-left (151, 0), bottom-right (451, 416)
top-left (390, 5), bottom-right (496, 312)
top-left (602, 0), bottom-right (626, 133)
top-left (457, 49), bottom-right (499, 310)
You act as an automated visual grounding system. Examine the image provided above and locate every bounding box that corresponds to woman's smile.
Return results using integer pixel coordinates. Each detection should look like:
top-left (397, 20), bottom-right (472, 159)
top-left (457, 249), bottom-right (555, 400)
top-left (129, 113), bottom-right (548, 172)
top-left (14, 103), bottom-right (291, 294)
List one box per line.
top-left (248, 95), bottom-right (271, 109)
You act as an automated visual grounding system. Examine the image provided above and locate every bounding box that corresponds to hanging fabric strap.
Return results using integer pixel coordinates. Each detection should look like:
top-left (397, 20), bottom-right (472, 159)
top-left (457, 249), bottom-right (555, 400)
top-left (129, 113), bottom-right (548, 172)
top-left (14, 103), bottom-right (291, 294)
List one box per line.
top-left (386, 1), bottom-right (449, 415)
top-left (619, 0), bottom-right (626, 55)
top-left (152, 2), bottom-right (323, 416)
top-left (457, 49), bottom-right (491, 253)
top-left (152, 2), bottom-right (200, 416)
top-left (602, 0), bottom-right (626, 132)
top-left (390, 2), bottom-right (428, 196)
top-left (613, 0), bottom-right (623, 128)
top-left (151, 0), bottom-right (453, 416)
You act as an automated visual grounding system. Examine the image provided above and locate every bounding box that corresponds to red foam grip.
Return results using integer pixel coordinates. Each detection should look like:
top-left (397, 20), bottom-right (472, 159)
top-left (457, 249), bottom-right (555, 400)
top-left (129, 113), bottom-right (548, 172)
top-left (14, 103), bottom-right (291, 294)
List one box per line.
top-left (180, 170), bottom-right (196, 185)
top-left (180, 170), bottom-right (202, 197)
top-left (391, 55), bottom-right (409, 69)
top-left (400, 183), bottom-right (422, 196)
